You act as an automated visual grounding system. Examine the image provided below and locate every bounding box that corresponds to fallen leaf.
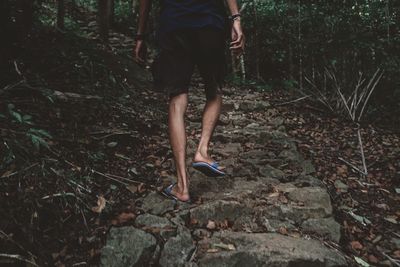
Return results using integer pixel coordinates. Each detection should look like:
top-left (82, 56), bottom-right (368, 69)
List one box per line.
top-left (354, 256), bottom-right (370, 266)
top-left (393, 250), bottom-right (400, 259)
top-left (137, 183), bottom-right (146, 193)
top-left (206, 248), bottom-right (219, 253)
top-left (368, 254), bottom-right (378, 264)
top-left (337, 165), bottom-right (348, 177)
top-left (384, 216), bottom-right (398, 224)
top-left (206, 220), bottom-right (216, 230)
top-left (347, 211), bottom-right (371, 226)
top-left (212, 243), bottom-right (236, 251)
top-left (126, 184), bottom-right (138, 193)
top-left (91, 196), bottom-right (106, 213)
top-left (268, 192), bottom-right (280, 198)
top-left (350, 241), bottom-right (363, 250)
top-left (115, 212), bottom-right (136, 224)
top-left (278, 227), bottom-right (288, 235)
top-left (107, 141), bottom-right (118, 148)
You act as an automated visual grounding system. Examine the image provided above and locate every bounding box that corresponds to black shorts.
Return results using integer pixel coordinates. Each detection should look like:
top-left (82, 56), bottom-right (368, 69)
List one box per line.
top-left (152, 27), bottom-right (227, 99)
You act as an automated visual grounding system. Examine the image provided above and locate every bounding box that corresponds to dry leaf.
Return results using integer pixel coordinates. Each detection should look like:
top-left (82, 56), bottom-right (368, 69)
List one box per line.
top-left (212, 243), bottom-right (236, 251)
top-left (206, 220), bottom-right (216, 230)
top-left (368, 254), bottom-right (378, 263)
top-left (126, 184), bottom-right (138, 193)
top-left (268, 192), bottom-right (280, 198)
top-left (115, 212), bottom-right (136, 224)
top-left (92, 196), bottom-right (106, 213)
top-left (337, 165), bottom-right (348, 177)
top-left (350, 241), bottom-right (363, 250)
top-left (137, 183), bottom-right (146, 193)
top-left (206, 248), bottom-right (219, 253)
top-left (278, 227), bottom-right (288, 235)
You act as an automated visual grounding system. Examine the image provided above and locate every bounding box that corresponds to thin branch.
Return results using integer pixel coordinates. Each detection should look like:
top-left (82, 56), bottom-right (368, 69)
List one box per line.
top-left (0, 253), bottom-right (38, 267)
top-left (275, 95), bottom-right (311, 106)
top-left (357, 127), bottom-right (368, 176)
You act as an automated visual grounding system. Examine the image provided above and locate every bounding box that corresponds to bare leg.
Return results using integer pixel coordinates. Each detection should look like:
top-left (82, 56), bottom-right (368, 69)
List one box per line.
top-left (168, 93), bottom-right (190, 201)
top-left (194, 94), bottom-right (223, 167)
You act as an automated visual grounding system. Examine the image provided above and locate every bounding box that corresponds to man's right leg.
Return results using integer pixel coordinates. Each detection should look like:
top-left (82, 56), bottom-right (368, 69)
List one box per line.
top-left (168, 92), bottom-right (190, 201)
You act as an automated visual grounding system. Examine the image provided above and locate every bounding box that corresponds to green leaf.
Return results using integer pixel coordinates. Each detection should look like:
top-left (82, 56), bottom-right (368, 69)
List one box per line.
top-left (28, 128), bottom-right (52, 139)
top-left (22, 114), bottom-right (32, 121)
top-left (27, 133), bottom-right (49, 149)
top-left (354, 256), bottom-right (370, 267)
top-left (10, 110), bottom-right (23, 123)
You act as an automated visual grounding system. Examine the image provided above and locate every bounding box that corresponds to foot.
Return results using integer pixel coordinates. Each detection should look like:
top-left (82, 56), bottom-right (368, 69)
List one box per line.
top-left (193, 149), bottom-right (225, 171)
top-left (166, 183), bottom-right (191, 202)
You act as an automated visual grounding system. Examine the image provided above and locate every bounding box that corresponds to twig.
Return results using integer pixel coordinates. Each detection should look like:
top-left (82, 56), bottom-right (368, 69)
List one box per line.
top-left (338, 157), bottom-right (365, 175)
top-left (41, 192), bottom-right (76, 200)
top-left (91, 169), bottom-right (129, 185)
top-left (382, 252), bottom-right (400, 267)
top-left (103, 172), bottom-right (143, 184)
top-left (0, 231), bottom-right (37, 262)
top-left (357, 127), bottom-right (368, 176)
top-left (91, 131), bottom-right (138, 141)
top-left (13, 61), bottom-right (23, 76)
top-left (0, 253), bottom-right (38, 267)
top-left (1, 163), bottom-right (39, 179)
top-left (275, 95), bottom-right (311, 106)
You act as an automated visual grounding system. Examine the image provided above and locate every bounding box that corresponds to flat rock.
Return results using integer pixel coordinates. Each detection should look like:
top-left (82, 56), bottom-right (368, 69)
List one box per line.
top-left (197, 231), bottom-right (347, 267)
top-left (159, 227), bottom-right (195, 267)
top-left (258, 164), bottom-right (285, 180)
top-left (190, 200), bottom-right (249, 226)
top-left (334, 180), bottom-right (349, 193)
top-left (301, 160), bottom-right (316, 174)
top-left (140, 192), bottom-right (175, 215)
top-left (101, 227), bottom-right (157, 267)
top-left (239, 100), bottom-right (270, 112)
top-left (279, 149), bottom-right (303, 162)
top-left (135, 214), bottom-right (176, 239)
top-left (301, 218), bottom-right (341, 243)
top-left (287, 187), bottom-right (332, 215)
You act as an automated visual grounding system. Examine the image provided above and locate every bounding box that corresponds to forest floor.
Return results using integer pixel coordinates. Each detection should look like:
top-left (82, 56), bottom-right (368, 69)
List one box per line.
top-left (1, 12), bottom-right (400, 267)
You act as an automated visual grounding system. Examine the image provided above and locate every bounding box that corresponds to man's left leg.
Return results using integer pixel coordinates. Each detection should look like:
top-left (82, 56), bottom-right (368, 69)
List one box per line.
top-left (193, 93), bottom-right (223, 166)
top-left (193, 28), bottom-right (226, 170)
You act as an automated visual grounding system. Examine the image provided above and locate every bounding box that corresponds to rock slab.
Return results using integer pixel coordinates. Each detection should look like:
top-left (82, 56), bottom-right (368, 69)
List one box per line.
top-left (101, 227), bottom-right (157, 267)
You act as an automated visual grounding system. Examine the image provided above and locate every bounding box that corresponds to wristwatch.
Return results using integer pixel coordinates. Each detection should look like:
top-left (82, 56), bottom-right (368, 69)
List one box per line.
top-left (229, 13), bottom-right (241, 22)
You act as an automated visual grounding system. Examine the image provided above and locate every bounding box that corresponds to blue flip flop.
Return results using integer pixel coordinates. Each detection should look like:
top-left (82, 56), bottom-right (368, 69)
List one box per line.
top-left (161, 183), bottom-right (191, 203)
top-left (192, 161), bottom-right (226, 177)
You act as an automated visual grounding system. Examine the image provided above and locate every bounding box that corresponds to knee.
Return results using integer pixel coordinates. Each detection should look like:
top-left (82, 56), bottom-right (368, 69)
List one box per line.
top-left (205, 91), bottom-right (222, 102)
top-left (169, 93), bottom-right (188, 113)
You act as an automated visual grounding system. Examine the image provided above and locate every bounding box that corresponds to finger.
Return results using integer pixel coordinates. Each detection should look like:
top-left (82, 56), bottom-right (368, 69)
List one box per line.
top-left (230, 35), bottom-right (243, 45)
top-left (230, 43), bottom-right (243, 50)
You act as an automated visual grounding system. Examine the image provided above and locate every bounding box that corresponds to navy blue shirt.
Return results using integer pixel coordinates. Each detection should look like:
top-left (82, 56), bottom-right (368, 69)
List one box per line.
top-left (158, 0), bottom-right (226, 36)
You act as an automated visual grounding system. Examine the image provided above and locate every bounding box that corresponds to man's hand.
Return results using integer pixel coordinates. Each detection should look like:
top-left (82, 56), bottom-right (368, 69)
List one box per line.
top-left (134, 39), bottom-right (147, 64)
top-left (230, 20), bottom-right (245, 56)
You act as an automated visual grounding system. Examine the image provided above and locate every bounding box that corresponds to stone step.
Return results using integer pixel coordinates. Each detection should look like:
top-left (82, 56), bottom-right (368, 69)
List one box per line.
top-left (196, 231), bottom-right (347, 267)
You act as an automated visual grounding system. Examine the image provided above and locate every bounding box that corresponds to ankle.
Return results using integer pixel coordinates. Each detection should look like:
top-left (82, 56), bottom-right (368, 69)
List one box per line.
top-left (196, 145), bottom-right (208, 156)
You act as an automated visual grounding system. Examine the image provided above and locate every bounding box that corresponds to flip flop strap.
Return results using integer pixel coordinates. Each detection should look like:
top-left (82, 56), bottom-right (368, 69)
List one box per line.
top-left (166, 183), bottom-right (176, 194)
top-left (211, 162), bottom-right (219, 169)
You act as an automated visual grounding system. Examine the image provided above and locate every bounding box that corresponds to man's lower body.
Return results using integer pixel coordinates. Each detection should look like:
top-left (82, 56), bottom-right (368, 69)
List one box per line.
top-left (152, 27), bottom-right (227, 202)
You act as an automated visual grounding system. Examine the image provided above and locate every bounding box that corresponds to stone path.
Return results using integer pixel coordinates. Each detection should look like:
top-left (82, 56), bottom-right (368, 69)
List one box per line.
top-left (100, 87), bottom-right (347, 267)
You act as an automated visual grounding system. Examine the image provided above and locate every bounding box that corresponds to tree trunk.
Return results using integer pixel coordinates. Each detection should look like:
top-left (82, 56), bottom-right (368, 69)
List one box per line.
top-left (57, 0), bottom-right (65, 30)
top-left (110, 0), bottom-right (115, 26)
top-left (98, 0), bottom-right (113, 42)
top-left (252, 0), bottom-right (261, 80)
top-left (16, 0), bottom-right (34, 40)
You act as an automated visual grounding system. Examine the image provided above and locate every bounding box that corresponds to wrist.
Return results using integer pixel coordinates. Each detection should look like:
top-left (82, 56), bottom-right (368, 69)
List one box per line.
top-left (135, 33), bottom-right (146, 41)
top-left (229, 13), bottom-right (241, 22)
